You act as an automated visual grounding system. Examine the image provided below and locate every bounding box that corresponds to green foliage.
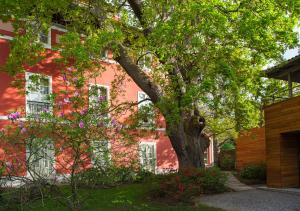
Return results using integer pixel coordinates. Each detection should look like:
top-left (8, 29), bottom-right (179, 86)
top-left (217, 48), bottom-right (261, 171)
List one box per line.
top-left (1, 0), bottom-right (299, 137)
top-left (219, 149), bottom-right (236, 170)
top-left (151, 167), bottom-right (227, 203)
top-left (1, 183), bottom-right (224, 211)
top-left (219, 156), bottom-right (235, 171)
top-left (240, 164), bottom-right (266, 181)
top-left (76, 167), bottom-right (152, 188)
top-left (220, 143), bottom-right (235, 151)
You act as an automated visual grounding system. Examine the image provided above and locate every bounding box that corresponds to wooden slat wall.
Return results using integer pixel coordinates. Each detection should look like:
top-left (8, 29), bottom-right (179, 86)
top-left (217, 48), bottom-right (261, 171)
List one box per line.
top-left (236, 127), bottom-right (266, 171)
top-left (264, 96), bottom-right (300, 188)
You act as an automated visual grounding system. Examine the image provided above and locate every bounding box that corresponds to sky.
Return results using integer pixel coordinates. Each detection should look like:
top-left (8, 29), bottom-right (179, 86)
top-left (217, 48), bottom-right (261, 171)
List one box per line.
top-left (283, 28), bottom-right (300, 60)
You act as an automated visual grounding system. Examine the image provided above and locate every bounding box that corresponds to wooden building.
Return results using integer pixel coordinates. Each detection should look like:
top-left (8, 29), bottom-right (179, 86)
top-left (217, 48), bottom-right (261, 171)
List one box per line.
top-left (264, 55), bottom-right (300, 188)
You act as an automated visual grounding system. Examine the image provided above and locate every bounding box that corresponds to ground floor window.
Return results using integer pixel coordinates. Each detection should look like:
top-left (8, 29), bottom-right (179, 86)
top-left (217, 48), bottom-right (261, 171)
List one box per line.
top-left (91, 140), bottom-right (111, 169)
top-left (204, 150), bottom-right (208, 165)
top-left (26, 139), bottom-right (55, 178)
top-left (139, 142), bottom-right (156, 173)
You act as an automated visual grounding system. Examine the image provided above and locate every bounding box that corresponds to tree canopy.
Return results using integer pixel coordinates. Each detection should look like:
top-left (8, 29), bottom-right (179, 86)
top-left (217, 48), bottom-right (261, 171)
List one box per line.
top-left (1, 0), bottom-right (299, 167)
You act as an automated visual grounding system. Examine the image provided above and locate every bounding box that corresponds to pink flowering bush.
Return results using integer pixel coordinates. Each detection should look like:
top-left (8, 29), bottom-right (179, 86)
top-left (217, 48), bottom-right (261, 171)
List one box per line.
top-left (150, 167), bottom-right (227, 204)
top-left (0, 65), bottom-right (142, 210)
top-left (7, 112), bottom-right (21, 121)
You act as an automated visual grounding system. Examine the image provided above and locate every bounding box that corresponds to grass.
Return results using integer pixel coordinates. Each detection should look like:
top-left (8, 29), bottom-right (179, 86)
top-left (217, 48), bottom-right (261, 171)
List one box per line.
top-left (2, 182), bottom-right (224, 210)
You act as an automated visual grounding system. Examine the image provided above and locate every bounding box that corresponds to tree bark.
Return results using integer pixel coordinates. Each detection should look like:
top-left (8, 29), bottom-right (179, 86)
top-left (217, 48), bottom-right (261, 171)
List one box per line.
top-left (166, 112), bottom-right (210, 169)
top-left (115, 45), bottom-right (210, 169)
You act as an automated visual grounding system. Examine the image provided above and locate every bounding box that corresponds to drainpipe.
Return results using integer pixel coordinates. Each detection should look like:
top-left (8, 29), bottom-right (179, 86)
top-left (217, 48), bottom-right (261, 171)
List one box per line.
top-left (288, 72), bottom-right (293, 98)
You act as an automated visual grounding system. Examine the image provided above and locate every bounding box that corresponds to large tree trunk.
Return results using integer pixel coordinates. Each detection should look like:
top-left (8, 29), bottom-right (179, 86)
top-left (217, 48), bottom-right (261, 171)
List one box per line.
top-left (115, 46), bottom-right (210, 169)
top-left (166, 113), bottom-right (210, 170)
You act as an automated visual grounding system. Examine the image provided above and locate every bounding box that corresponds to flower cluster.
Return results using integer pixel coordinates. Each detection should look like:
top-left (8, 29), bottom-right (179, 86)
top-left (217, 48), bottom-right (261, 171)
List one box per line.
top-left (79, 120), bottom-right (84, 128)
top-left (8, 112), bottom-right (21, 121)
top-left (98, 95), bottom-right (106, 102)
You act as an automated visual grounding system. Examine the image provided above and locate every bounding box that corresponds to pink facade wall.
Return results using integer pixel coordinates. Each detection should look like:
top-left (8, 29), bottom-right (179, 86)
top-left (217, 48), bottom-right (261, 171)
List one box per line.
top-left (0, 23), bottom-right (214, 176)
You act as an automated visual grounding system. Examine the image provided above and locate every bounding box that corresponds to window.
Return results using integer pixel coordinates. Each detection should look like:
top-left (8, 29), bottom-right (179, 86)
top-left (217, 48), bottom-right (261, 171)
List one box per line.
top-left (26, 73), bottom-right (52, 115)
top-left (91, 140), bottom-right (111, 168)
top-left (138, 91), bottom-right (154, 127)
top-left (138, 53), bottom-right (152, 72)
top-left (38, 29), bottom-right (51, 48)
top-left (89, 84), bottom-right (109, 107)
top-left (204, 149), bottom-right (208, 165)
top-left (26, 139), bottom-right (55, 177)
top-left (101, 50), bottom-right (108, 59)
top-left (139, 142), bottom-right (156, 173)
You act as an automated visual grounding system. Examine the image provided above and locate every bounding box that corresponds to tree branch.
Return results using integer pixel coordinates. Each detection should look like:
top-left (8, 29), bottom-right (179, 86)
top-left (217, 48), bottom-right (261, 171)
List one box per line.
top-left (115, 44), bottom-right (162, 103)
top-left (126, 0), bottom-right (152, 35)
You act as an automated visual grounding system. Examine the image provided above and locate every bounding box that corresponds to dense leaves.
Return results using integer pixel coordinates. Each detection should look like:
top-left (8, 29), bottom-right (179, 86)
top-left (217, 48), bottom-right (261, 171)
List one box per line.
top-left (1, 0), bottom-right (299, 167)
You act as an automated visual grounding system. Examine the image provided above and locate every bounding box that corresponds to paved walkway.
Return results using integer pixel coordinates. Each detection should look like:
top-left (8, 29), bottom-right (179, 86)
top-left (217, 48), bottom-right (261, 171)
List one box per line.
top-left (257, 186), bottom-right (300, 195)
top-left (197, 189), bottom-right (300, 211)
top-left (224, 171), bottom-right (253, 191)
top-left (195, 172), bottom-right (300, 211)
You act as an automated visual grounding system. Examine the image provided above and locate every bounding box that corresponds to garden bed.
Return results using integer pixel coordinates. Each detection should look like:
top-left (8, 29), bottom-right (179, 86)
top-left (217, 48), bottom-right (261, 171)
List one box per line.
top-left (0, 182), bottom-right (224, 210)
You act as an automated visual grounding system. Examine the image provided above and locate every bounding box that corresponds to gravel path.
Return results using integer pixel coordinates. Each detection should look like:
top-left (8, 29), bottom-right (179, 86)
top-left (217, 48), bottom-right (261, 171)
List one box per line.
top-left (197, 189), bottom-right (300, 211)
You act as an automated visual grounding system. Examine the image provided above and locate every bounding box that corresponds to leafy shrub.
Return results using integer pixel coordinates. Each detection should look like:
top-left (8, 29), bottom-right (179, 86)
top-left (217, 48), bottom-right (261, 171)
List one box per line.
top-left (150, 167), bottom-right (227, 203)
top-left (199, 167), bottom-right (228, 193)
top-left (240, 164), bottom-right (266, 181)
top-left (219, 156), bottom-right (235, 170)
top-left (219, 149), bottom-right (235, 170)
top-left (76, 167), bottom-right (154, 188)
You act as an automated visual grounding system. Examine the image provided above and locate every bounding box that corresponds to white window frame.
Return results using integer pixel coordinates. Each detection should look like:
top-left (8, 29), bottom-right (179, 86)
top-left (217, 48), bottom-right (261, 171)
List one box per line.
top-left (137, 91), bottom-right (154, 127)
top-left (137, 91), bottom-right (151, 109)
top-left (37, 28), bottom-right (51, 49)
top-left (26, 139), bottom-right (55, 178)
top-left (91, 140), bottom-right (111, 168)
top-left (101, 50), bottom-right (108, 60)
top-left (25, 72), bottom-right (52, 115)
top-left (204, 139), bottom-right (214, 166)
top-left (138, 53), bottom-right (152, 72)
top-left (88, 84), bottom-right (110, 107)
top-left (139, 141), bottom-right (157, 173)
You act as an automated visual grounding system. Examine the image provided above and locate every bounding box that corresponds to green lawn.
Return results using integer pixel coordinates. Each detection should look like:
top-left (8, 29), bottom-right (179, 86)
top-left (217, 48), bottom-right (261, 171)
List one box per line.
top-left (7, 183), bottom-right (224, 210)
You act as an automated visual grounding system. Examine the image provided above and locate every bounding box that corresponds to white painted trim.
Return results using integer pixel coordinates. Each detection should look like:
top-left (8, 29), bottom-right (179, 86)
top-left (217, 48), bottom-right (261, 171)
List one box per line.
top-left (0, 34), bottom-right (13, 40)
top-left (25, 139), bottom-right (56, 178)
top-left (155, 128), bottom-right (166, 131)
top-left (137, 91), bottom-right (151, 108)
top-left (40, 29), bottom-right (52, 49)
top-left (0, 115), bottom-right (8, 120)
top-left (0, 116), bottom-right (26, 121)
top-left (101, 59), bottom-right (118, 64)
top-left (88, 83), bottom-right (110, 106)
top-left (139, 141), bottom-right (157, 174)
top-left (25, 72), bottom-right (53, 116)
top-left (210, 139), bottom-right (214, 165)
top-left (51, 25), bottom-right (68, 33)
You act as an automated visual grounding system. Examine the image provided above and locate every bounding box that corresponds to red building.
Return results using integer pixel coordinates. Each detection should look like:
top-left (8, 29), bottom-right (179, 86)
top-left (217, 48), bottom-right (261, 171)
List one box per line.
top-left (0, 20), bottom-right (214, 177)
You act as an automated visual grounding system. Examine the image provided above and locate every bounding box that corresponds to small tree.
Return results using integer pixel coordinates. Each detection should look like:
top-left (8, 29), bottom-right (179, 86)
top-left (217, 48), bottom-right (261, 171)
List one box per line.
top-left (0, 67), bottom-right (142, 210)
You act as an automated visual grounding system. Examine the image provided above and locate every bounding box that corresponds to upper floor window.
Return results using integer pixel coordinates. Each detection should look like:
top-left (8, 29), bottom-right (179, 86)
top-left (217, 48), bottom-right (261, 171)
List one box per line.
top-left (138, 53), bottom-right (152, 72)
top-left (26, 73), bottom-right (52, 115)
top-left (139, 142), bottom-right (156, 173)
top-left (138, 91), bottom-right (154, 127)
top-left (101, 50), bottom-right (108, 59)
top-left (89, 84), bottom-right (109, 107)
top-left (37, 29), bottom-right (51, 48)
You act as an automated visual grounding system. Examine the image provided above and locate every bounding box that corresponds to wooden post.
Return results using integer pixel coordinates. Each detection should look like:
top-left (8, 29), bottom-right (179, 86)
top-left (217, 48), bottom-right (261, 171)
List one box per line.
top-left (288, 72), bottom-right (293, 98)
